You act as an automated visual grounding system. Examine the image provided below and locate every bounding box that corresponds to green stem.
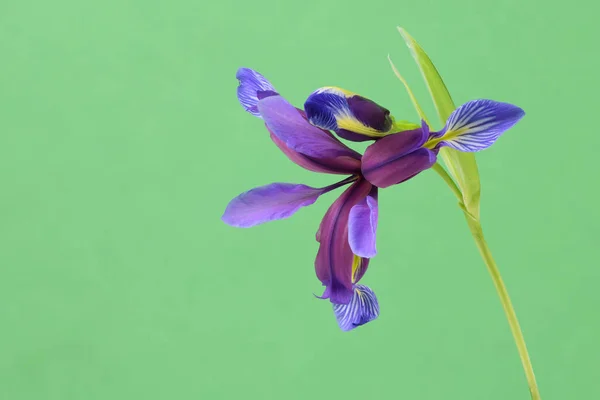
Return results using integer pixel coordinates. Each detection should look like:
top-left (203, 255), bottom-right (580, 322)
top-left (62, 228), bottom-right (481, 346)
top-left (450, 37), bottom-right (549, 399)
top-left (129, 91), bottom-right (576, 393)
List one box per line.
top-left (464, 215), bottom-right (541, 400)
top-left (433, 163), bottom-right (541, 399)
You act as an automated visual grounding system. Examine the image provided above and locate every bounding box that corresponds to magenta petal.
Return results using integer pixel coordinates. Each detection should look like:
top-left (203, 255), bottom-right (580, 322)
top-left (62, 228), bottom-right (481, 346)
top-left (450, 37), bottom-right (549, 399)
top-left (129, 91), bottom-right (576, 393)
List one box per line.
top-left (258, 95), bottom-right (362, 161)
top-left (363, 148), bottom-right (436, 188)
top-left (348, 189), bottom-right (378, 258)
top-left (361, 126), bottom-right (436, 188)
top-left (315, 179), bottom-right (373, 304)
top-left (362, 125), bottom-right (428, 166)
top-left (222, 183), bottom-right (328, 228)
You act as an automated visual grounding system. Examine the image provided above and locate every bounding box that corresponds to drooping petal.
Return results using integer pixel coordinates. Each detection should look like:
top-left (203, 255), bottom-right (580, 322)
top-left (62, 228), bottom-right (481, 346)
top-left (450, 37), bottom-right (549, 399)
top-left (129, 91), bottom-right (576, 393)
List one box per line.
top-left (236, 70), bottom-right (362, 174)
top-left (222, 179), bottom-right (352, 228)
top-left (348, 188), bottom-right (378, 258)
top-left (433, 99), bottom-right (525, 152)
top-left (361, 123), bottom-right (437, 188)
top-left (315, 179), bottom-right (373, 304)
top-left (236, 68), bottom-right (278, 117)
top-left (304, 87), bottom-right (393, 142)
top-left (258, 95), bottom-right (363, 162)
top-left (269, 131), bottom-right (361, 175)
top-left (333, 285), bottom-right (380, 331)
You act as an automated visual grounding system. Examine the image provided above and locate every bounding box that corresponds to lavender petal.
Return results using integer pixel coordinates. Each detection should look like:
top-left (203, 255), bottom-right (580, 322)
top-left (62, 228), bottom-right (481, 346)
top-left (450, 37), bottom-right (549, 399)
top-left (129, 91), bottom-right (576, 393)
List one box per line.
top-left (333, 285), bottom-right (380, 331)
top-left (348, 189), bottom-right (378, 258)
top-left (258, 95), bottom-right (362, 161)
top-left (436, 99), bottom-right (525, 152)
top-left (222, 181), bottom-right (344, 228)
top-left (236, 68), bottom-right (278, 117)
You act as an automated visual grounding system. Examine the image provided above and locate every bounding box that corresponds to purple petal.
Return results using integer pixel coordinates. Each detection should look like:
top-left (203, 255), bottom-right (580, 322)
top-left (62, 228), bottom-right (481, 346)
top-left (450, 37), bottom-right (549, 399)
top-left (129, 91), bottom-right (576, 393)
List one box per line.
top-left (346, 96), bottom-right (393, 132)
top-left (258, 95), bottom-right (362, 161)
top-left (333, 285), bottom-right (380, 331)
top-left (363, 148), bottom-right (436, 188)
top-left (348, 188), bottom-right (378, 258)
top-left (361, 123), bottom-right (436, 188)
top-left (269, 131), bottom-right (361, 175)
top-left (222, 180), bottom-right (349, 228)
top-left (304, 88), bottom-right (342, 131)
top-left (436, 99), bottom-right (525, 152)
top-left (315, 179), bottom-right (373, 304)
top-left (304, 87), bottom-right (393, 142)
top-left (235, 69), bottom-right (360, 174)
top-left (335, 129), bottom-right (377, 142)
top-left (236, 68), bottom-right (278, 117)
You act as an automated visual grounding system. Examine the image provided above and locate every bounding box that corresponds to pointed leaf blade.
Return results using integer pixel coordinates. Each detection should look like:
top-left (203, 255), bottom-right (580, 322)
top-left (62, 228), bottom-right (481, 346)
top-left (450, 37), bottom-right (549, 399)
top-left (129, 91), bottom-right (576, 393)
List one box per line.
top-left (397, 27), bottom-right (481, 219)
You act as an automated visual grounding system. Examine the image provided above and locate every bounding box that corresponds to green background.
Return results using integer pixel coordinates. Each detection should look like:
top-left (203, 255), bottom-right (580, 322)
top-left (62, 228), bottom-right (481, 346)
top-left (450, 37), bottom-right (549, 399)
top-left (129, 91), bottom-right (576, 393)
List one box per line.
top-left (1, 0), bottom-right (597, 399)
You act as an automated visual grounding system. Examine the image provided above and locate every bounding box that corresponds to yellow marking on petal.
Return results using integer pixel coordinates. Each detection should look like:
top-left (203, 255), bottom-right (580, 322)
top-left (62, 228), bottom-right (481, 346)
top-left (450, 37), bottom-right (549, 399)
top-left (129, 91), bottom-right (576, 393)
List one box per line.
top-left (337, 87), bottom-right (357, 97)
top-left (424, 127), bottom-right (469, 149)
top-left (351, 255), bottom-right (362, 283)
top-left (336, 116), bottom-right (388, 137)
top-left (355, 288), bottom-right (365, 301)
top-left (317, 86), bottom-right (357, 97)
top-left (316, 86), bottom-right (395, 137)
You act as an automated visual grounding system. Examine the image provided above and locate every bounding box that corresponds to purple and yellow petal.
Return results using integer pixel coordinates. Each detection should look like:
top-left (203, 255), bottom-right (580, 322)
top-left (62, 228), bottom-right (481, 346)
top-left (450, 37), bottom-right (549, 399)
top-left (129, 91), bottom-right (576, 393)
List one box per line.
top-left (333, 284), bottom-right (380, 331)
top-left (431, 99), bottom-right (525, 152)
top-left (361, 122), bottom-right (436, 188)
top-left (351, 255), bottom-right (370, 285)
top-left (315, 179), bottom-right (373, 304)
top-left (348, 189), bottom-right (378, 258)
top-left (222, 180), bottom-right (351, 228)
top-left (304, 87), bottom-right (393, 142)
top-left (236, 68), bottom-right (278, 117)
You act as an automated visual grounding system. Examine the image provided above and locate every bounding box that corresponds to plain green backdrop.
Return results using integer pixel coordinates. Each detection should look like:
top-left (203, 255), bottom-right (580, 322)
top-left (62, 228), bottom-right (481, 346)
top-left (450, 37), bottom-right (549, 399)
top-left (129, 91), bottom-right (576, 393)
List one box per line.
top-left (1, 0), bottom-right (598, 399)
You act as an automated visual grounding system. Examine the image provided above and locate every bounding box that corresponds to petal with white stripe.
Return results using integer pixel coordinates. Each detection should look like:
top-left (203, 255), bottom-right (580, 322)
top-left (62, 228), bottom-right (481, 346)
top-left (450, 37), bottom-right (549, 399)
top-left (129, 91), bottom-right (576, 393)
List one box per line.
top-left (436, 99), bottom-right (525, 152)
top-left (236, 68), bottom-right (278, 117)
top-left (304, 87), bottom-right (393, 142)
top-left (333, 285), bottom-right (380, 331)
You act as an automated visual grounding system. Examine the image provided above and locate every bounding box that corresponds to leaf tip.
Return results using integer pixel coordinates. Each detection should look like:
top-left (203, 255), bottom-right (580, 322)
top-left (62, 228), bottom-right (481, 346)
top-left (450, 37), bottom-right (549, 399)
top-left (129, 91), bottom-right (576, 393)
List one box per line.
top-left (397, 27), bottom-right (410, 41)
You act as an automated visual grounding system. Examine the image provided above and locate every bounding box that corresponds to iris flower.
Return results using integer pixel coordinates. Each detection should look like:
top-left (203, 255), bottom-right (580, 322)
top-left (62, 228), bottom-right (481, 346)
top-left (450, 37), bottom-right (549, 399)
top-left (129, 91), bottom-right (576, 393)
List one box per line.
top-left (222, 67), bottom-right (524, 331)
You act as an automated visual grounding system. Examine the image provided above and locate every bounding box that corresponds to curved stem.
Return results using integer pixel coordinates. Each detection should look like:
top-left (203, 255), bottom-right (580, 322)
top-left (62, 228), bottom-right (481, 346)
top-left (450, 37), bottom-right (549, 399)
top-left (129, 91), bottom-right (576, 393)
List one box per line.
top-left (432, 162), bottom-right (541, 398)
top-left (464, 214), bottom-right (541, 400)
top-left (432, 162), bottom-right (462, 202)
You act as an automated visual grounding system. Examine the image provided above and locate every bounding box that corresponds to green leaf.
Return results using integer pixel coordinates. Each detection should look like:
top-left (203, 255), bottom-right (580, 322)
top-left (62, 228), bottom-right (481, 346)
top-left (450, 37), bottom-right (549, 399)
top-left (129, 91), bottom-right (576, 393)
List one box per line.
top-left (396, 27), bottom-right (481, 220)
top-left (387, 55), bottom-right (430, 125)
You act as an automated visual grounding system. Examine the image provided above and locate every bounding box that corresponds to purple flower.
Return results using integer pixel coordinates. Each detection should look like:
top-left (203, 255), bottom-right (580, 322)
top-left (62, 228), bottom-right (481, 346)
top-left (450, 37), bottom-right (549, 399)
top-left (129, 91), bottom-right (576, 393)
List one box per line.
top-left (224, 68), bottom-right (380, 331)
top-left (224, 68), bottom-right (525, 331)
top-left (361, 100), bottom-right (525, 187)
